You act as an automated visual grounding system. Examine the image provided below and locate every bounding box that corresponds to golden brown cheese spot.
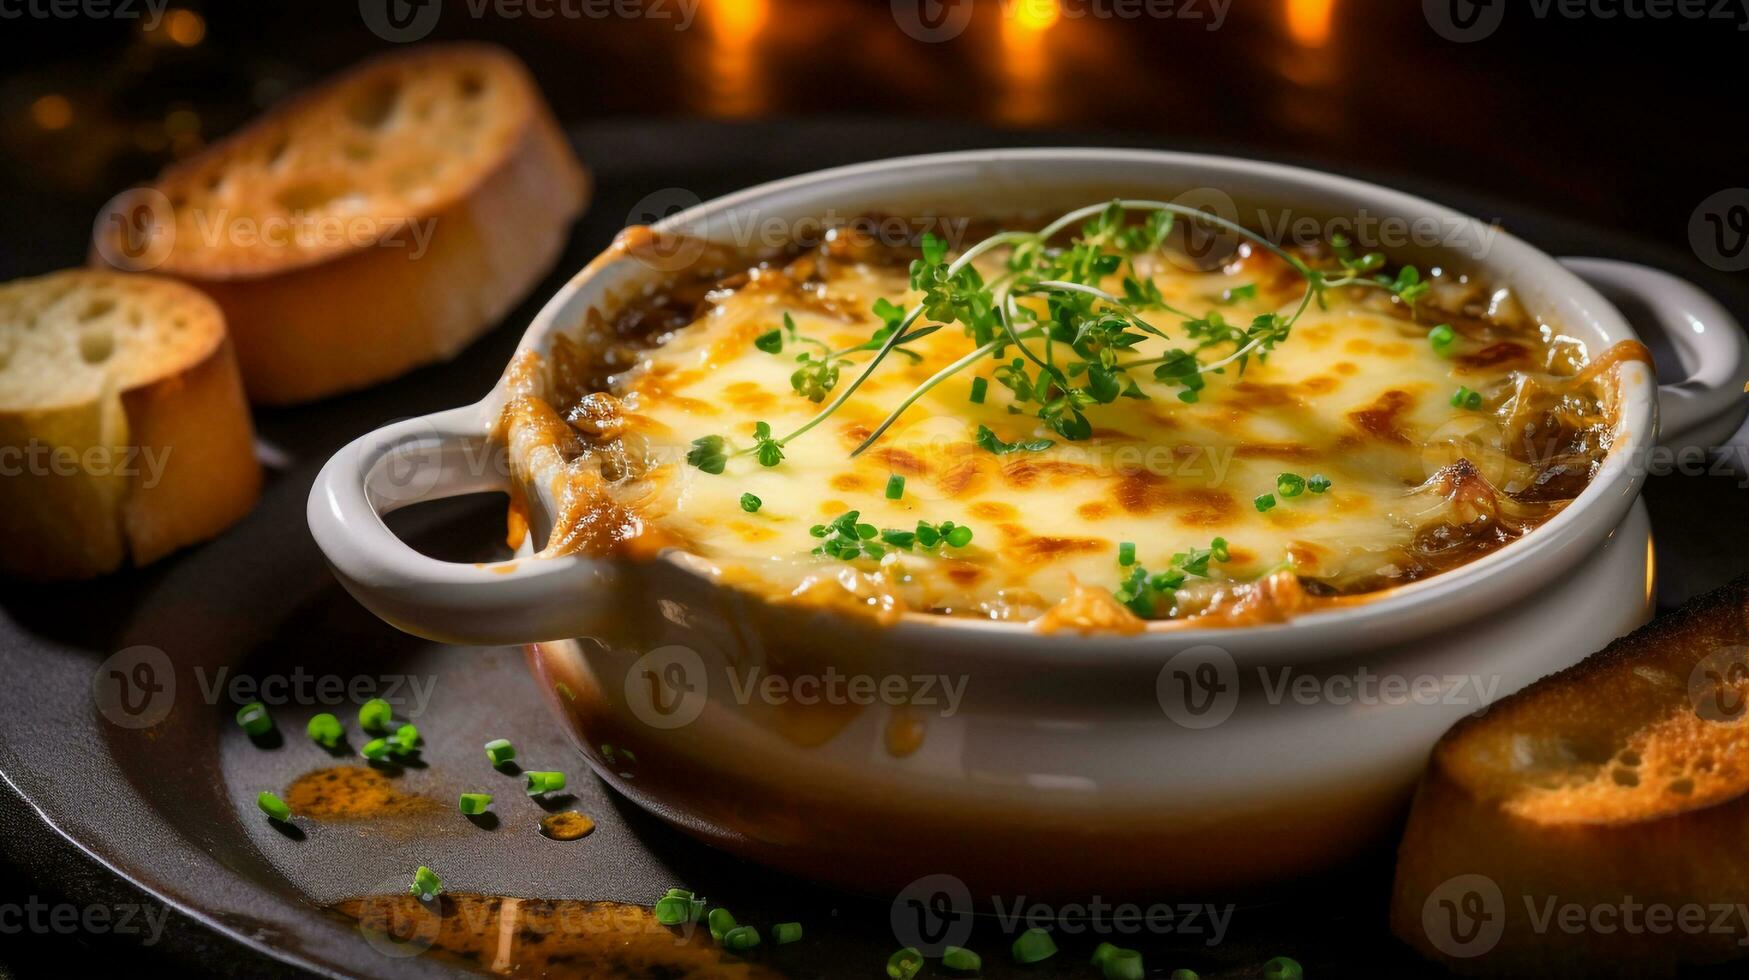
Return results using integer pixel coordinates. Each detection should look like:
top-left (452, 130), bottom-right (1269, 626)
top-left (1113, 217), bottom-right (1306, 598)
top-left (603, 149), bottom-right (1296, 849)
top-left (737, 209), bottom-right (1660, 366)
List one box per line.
top-left (996, 524), bottom-right (1108, 565)
top-left (728, 519), bottom-right (777, 543)
top-left (1298, 376), bottom-right (1339, 395)
top-left (1113, 472), bottom-right (1237, 525)
top-left (1076, 501), bottom-right (1113, 521)
top-left (968, 501), bottom-right (1019, 521)
top-left (1288, 541), bottom-right (1326, 570)
top-left (1333, 361), bottom-right (1358, 375)
top-left (872, 447), bottom-right (929, 477)
top-left (722, 380), bottom-right (777, 414)
top-left (934, 457), bottom-right (987, 499)
top-left (830, 473), bottom-right (868, 493)
top-left (1299, 323), bottom-right (1335, 347)
top-left (944, 561), bottom-right (985, 586)
top-left (818, 499), bottom-right (848, 515)
top-left (1348, 389), bottom-right (1417, 444)
top-left (1000, 458), bottom-right (1097, 488)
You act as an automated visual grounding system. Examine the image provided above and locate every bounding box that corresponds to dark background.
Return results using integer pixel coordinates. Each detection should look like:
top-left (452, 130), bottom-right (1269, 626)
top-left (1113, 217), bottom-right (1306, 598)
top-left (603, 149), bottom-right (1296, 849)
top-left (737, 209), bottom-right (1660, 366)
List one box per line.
top-left (0, 1), bottom-right (1745, 976)
top-left (1, 0), bottom-right (1746, 277)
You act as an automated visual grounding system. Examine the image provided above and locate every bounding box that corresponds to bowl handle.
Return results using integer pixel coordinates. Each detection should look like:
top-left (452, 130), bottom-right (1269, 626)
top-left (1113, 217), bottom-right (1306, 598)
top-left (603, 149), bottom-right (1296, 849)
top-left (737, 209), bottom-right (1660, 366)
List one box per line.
top-left (1560, 257), bottom-right (1749, 449)
top-left (307, 406), bottom-right (619, 646)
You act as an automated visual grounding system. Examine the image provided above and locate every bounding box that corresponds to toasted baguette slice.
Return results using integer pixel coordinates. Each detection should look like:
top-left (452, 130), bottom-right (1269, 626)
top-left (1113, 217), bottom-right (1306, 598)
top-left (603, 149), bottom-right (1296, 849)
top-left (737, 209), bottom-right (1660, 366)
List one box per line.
top-left (1391, 577), bottom-right (1749, 979)
top-left (92, 44), bottom-right (588, 405)
top-left (0, 270), bottom-right (261, 579)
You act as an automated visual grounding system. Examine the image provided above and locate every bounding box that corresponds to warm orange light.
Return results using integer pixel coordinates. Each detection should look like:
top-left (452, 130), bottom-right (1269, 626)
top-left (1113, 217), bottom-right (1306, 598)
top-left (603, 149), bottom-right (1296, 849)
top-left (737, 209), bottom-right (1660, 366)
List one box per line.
top-left (164, 9), bottom-right (205, 46)
top-left (702, 0), bottom-right (769, 117)
top-left (1286, 0), bottom-right (1335, 48)
top-left (709, 0), bottom-right (767, 44)
top-left (30, 94), bottom-right (72, 131)
top-left (997, 1), bottom-right (1054, 126)
top-left (1010, 0), bottom-right (1061, 33)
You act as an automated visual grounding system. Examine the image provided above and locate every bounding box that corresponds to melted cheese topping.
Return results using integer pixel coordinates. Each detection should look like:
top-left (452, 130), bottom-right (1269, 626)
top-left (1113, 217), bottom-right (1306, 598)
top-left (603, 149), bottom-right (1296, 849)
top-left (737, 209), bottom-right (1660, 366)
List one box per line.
top-left (506, 229), bottom-right (1632, 630)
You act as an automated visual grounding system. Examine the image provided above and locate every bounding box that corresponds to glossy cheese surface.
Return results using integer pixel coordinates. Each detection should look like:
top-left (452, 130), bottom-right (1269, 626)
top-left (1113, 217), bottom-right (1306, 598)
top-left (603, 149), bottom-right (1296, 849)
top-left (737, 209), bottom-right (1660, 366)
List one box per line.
top-left (509, 232), bottom-right (1625, 629)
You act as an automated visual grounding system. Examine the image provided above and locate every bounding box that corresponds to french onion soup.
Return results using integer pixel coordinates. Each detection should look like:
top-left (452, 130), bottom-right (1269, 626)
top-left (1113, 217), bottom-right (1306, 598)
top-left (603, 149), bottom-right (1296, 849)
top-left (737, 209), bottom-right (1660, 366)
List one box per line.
top-left (498, 202), bottom-right (1643, 632)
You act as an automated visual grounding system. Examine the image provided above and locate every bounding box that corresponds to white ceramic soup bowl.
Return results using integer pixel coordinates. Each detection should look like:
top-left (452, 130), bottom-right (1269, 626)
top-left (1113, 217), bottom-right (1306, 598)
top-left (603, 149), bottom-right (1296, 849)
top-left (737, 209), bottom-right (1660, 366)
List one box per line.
top-left (309, 149), bottom-right (1749, 898)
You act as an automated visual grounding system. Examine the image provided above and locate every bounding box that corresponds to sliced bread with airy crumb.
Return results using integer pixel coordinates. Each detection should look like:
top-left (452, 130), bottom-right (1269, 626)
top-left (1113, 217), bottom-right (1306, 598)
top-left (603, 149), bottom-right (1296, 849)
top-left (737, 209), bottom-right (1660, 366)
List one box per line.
top-left (0, 270), bottom-right (261, 579)
top-left (1391, 577), bottom-right (1749, 978)
top-left (92, 43), bottom-right (588, 404)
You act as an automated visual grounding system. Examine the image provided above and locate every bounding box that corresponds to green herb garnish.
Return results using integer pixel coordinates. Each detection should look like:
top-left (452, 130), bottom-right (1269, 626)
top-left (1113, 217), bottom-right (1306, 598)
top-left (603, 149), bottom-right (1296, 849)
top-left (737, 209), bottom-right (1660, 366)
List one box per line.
top-left (458, 792), bottom-right (492, 815)
top-left (484, 738), bottom-right (515, 766)
top-left (359, 697), bottom-right (393, 733)
top-left (885, 474), bottom-right (906, 500)
top-left (235, 702), bottom-right (272, 736)
top-left (257, 791), bottom-right (291, 822)
top-left (740, 493), bottom-right (762, 513)
top-left (974, 424), bottom-right (1054, 456)
top-left (887, 947), bottom-right (924, 980)
top-left (524, 770), bottom-right (566, 796)
top-left (409, 866), bottom-right (443, 902)
top-left (1011, 928), bottom-right (1057, 964)
top-left (306, 713), bottom-right (342, 748)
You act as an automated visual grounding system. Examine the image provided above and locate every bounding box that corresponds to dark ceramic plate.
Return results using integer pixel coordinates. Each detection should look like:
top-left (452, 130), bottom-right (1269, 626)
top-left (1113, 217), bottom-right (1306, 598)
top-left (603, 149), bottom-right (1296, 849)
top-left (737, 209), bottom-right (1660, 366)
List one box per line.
top-left (2, 120), bottom-right (1746, 979)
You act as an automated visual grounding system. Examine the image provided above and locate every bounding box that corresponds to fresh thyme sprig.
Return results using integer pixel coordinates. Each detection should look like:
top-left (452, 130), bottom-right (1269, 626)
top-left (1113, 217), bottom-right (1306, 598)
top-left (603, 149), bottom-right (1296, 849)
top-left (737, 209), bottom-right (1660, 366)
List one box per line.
top-left (688, 200), bottom-right (1433, 474)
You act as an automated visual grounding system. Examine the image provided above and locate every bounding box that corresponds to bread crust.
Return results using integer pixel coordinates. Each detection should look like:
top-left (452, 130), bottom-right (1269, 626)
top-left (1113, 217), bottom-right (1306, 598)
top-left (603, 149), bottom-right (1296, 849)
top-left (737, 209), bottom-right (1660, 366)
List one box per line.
top-left (94, 45), bottom-right (588, 404)
top-left (0, 271), bottom-right (261, 579)
top-left (1391, 578), bottom-right (1749, 978)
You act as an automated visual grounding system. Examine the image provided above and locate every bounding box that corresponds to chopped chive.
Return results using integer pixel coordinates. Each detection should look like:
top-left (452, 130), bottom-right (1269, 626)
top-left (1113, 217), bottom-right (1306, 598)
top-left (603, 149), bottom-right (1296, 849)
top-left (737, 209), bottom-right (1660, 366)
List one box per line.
top-left (754, 328), bottom-right (783, 353)
top-left (1103, 948), bottom-right (1145, 980)
top-left (1092, 943), bottom-right (1119, 966)
top-left (1171, 970), bottom-right (1201, 980)
top-left (524, 770), bottom-right (566, 796)
top-left (772, 921), bottom-right (803, 945)
top-left (740, 492), bottom-right (762, 513)
top-left (1263, 956), bottom-right (1304, 980)
top-left (305, 712), bottom-right (342, 748)
top-left (1451, 385), bottom-right (1483, 410)
top-left (723, 925), bottom-right (761, 951)
top-left (653, 895), bottom-right (693, 926)
top-left (709, 907), bottom-right (737, 942)
top-left (885, 474), bottom-right (906, 500)
top-left (1011, 927), bottom-right (1057, 964)
top-left (1307, 474), bottom-right (1332, 494)
top-left (969, 377), bottom-right (988, 404)
top-left (484, 738), bottom-right (516, 765)
top-left (1118, 541), bottom-right (1136, 566)
top-left (235, 702), bottom-right (272, 736)
top-left (1429, 323), bottom-right (1456, 354)
top-left (257, 791), bottom-right (291, 822)
top-left (458, 792), bottom-right (492, 815)
top-left (943, 945), bottom-right (981, 972)
top-left (409, 866), bottom-right (443, 902)
top-left (887, 947), bottom-right (924, 980)
top-left (1276, 473), bottom-right (1306, 498)
top-left (1255, 493), bottom-right (1277, 513)
top-left (361, 738), bottom-right (390, 760)
top-left (359, 698), bottom-right (392, 733)
top-left (1210, 536), bottom-right (1231, 562)
top-left (393, 723), bottom-right (419, 754)
top-left (945, 524), bottom-right (973, 548)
